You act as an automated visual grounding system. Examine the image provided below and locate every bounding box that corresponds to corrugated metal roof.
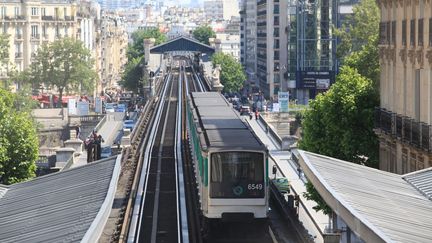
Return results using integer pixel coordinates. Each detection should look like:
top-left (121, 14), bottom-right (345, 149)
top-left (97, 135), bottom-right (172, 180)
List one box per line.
top-left (0, 185), bottom-right (8, 199)
top-left (0, 157), bottom-right (118, 243)
top-left (150, 36), bottom-right (215, 54)
top-left (403, 168), bottom-right (432, 201)
top-left (299, 150), bottom-right (432, 243)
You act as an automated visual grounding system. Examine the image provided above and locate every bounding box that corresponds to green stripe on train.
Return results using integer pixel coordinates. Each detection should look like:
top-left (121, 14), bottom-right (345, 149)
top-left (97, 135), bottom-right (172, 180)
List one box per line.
top-left (265, 157), bottom-right (269, 186)
top-left (204, 157), bottom-right (208, 186)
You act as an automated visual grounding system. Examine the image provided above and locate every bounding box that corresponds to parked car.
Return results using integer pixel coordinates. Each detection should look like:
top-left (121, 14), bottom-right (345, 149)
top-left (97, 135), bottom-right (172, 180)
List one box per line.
top-left (105, 103), bottom-right (115, 113)
top-left (272, 177), bottom-right (290, 194)
top-left (240, 106), bottom-right (251, 115)
top-left (115, 103), bottom-right (126, 112)
top-left (123, 119), bottom-right (135, 131)
top-left (100, 145), bottom-right (112, 159)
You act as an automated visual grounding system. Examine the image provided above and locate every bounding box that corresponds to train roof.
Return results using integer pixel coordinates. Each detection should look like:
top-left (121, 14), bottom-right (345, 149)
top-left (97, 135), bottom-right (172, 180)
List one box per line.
top-left (190, 92), bottom-right (265, 151)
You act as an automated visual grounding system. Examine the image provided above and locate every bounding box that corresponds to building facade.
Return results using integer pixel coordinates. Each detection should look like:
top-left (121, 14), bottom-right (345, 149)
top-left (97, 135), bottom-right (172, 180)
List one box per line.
top-left (256, 0), bottom-right (288, 99)
top-left (286, 0), bottom-right (338, 104)
top-left (204, 0), bottom-right (239, 21)
top-left (240, 0), bottom-right (257, 89)
top-left (0, 0), bottom-right (127, 95)
top-left (375, 0), bottom-right (432, 173)
top-left (100, 12), bottom-right (128, 91)
top-left (214, 33), bottom-right (240, 60)
top-left (0, 0), bottom-right (78, 80)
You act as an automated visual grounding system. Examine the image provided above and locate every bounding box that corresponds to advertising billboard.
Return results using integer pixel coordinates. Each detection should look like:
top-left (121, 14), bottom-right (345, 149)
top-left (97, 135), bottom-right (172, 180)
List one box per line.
top-left (278, 92), bottom-right (289, 113)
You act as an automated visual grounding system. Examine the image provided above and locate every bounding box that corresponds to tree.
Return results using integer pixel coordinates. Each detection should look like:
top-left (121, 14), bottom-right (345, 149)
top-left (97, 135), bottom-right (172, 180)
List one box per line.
top-left (127, 28), bottom-right (167, 60)
top-left (119, 57), bottom-right (144, 92)
top-left (211, 52), bottom-right (246, 93)
top-left (193, 25), bottom-right (216, 45)
top-left (300, 66), bottom-right (379, 166)
top-left (344, 35), bottom-right (380, 87)
top-left (29, 38), bottom-right (97, 107)
top-left (299, 67), bottom-right (379, 214)
top-left (121, 29), bottom-right (166, 92)
top-left (299, 0), bottom-right (380, 214)
top-left (334, 0), bottom-right (379, 60)
top-left (0, 88), bottom-right (39, 185)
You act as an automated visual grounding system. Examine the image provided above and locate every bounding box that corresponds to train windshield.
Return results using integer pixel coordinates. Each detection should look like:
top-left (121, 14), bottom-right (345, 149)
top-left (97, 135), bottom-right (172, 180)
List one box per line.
top-left (210, 152), bottom-right (265, 198)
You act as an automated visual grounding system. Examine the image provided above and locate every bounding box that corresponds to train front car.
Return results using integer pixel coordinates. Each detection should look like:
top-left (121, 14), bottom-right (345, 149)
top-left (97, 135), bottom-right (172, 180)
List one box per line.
top-left (208, 149), bottom-right (267, 220)
top-left (187, 92), bottom-right (268, 222)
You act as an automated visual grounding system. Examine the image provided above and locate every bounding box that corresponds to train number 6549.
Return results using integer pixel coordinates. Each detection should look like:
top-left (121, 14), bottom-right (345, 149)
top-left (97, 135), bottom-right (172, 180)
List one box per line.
top-left (247, 184), bottom-right (263, 190)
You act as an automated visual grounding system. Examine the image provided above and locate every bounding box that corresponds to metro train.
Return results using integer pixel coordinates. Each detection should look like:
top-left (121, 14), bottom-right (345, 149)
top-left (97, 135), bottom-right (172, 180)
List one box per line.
top-left (186, 92), bottom-right (269, 223)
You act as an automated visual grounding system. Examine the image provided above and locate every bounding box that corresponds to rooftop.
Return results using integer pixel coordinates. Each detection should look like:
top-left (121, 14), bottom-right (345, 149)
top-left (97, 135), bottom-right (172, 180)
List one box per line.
top-left (0, 156), bottom-right (121, 243)
top-left (298, 150), bottom-right (432, 243)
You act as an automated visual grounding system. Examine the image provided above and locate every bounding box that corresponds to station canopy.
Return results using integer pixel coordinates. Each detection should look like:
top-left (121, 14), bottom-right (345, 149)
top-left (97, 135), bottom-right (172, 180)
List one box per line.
top-left (150, 36), bottom-right (215, 54)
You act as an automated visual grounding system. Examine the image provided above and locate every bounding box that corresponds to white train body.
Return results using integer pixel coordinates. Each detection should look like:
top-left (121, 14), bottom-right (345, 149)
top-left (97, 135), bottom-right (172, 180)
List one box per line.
top-left (186, 92), bottom-right (269, 220)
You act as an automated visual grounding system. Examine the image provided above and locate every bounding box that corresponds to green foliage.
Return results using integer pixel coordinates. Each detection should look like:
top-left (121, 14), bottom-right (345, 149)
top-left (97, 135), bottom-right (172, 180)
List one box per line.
top-left (119, 57), bottom-right (144, 92)
top-left (344, 35), bottom-right (380, 87)
top-left (299, 67), bottom-right (379, 214)
top-left (0, 88), bottom-right (38, 185)
top-left (299, 66), bottom-right (379, 167)
top-left (0, 34), bottom-right (9, 64)
top-left (334, 0), bottom-right (379, 59)
top-left (28, 38), bottom-right (96, 107)
top-left (192, 25), bottom-right (216, 45)
top-left (127, 28), bottom-right (167, 60)
top-left (121, 29), bottom-right (166, 91)
top-left (211, 52), bottom-right (246, 93)
top-left (303, 181), bottom-right (333, 215)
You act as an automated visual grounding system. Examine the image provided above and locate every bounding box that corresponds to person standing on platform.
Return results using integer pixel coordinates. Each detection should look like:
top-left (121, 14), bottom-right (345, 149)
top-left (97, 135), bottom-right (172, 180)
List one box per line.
top-left (75, 125), bottom-right (81, 140)
top-left (95, 135), bottom-right (104, 160)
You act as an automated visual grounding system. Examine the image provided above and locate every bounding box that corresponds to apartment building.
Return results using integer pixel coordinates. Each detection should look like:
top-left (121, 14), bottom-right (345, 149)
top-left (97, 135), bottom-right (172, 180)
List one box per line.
top-left (214, 33), bottom-right (240, 60)
top-left (100, 13), bottom-right (128, 90)
top-left (0, 0), bottom-right (78, 79)
top-left (375, 0), bottom-right (432, 172)
top-left (204, 0), bottom-right (239, 21)
top-left (240, 0), bottom-right (257, 88)
top-left (256, 0), bottom-right (288, 99)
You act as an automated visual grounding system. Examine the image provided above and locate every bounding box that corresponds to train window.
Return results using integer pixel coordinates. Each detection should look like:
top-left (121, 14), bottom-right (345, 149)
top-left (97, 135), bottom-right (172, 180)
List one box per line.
top-left (210, 152), bottom-right (265, 198)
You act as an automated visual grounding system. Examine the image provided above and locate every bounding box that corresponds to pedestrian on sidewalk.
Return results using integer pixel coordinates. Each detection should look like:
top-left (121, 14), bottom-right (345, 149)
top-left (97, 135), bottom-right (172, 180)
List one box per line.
top-left (255, 110), bottom-right (259, 120)
top-left (249, 111), bottom-right (253, 120)
top-left (75, 125), bottom-right (81, 140)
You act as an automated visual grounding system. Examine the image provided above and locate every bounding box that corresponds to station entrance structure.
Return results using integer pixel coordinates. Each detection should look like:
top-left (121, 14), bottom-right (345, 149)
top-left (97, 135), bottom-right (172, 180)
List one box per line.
top-left (150, 36), bottom-right (215, 54)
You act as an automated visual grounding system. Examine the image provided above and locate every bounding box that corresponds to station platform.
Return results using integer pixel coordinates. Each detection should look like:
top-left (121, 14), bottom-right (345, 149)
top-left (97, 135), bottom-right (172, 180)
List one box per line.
top-left (72, 113), bottom-right (124, 168)
top-left (245, 116), bottom-right (329, 242)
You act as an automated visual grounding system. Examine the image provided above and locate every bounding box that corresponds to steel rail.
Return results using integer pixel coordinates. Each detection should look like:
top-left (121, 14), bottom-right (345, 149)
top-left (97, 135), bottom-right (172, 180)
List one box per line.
top-left (176, 66), bottom-right (189, 243)
top-left (191, 65), bottom-right (207, 92)
top-left (127, 72), bottom-right (172, 242)
top-left (150, 72), bottom-right (176, 243)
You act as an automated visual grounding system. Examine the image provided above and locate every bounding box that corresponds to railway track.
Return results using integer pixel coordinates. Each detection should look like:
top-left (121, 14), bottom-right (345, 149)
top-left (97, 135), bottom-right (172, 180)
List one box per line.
top-left (126, 60), bottom-right (197, 243)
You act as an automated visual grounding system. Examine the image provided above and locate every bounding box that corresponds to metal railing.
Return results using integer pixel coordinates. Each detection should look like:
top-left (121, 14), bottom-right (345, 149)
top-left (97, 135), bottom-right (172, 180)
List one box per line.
top-left (258, 114), bottom-right (283, 147)
top-left (375, 107), bottom-right (431, 152)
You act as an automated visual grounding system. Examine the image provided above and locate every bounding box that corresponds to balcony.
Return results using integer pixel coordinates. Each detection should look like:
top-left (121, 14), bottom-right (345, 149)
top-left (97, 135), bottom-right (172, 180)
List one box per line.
top-left (15, 52), bottom-right (23, 58)
top-left (374, 107), bottom-right (393, 134)
top-left (375, 107), bottom-right (431, 152)
top-left (14, 15), bottom-right (25, 20)
top-left (412, 121), bottom-right (421, 147)
top-left (15, 34), bottom-right (23, 40)
top-left (31, 34), bottom-right (40, 40)
top-left (64, 16), bottom-right (74, 21)
top-left (396, 115), bottom-right (403, 138)
top-left (421, 123), bottom-right (430, 151)
top-left (1, 16), bottom-right (12, 21)
top-left (402, 117), bottom-right (412, 144)
top-left (41, 15), bottom-right (54, 21)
